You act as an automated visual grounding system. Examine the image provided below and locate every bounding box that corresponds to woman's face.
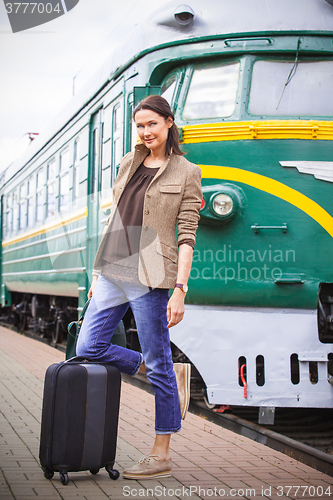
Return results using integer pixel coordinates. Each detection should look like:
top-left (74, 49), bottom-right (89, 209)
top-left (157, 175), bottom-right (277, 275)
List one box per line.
top-left (134, 109), bottom-right (173, 155)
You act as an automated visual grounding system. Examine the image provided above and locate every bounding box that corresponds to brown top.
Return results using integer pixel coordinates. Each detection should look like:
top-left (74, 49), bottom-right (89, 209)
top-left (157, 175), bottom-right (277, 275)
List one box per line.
top-left (118, 163), bottom-right (159, 233)
top-left (102, 162), bottom-right (159, 267)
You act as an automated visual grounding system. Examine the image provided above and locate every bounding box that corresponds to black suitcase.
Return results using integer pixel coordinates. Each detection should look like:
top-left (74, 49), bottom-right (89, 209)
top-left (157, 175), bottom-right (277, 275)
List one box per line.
top-left (39, 359), bottom-right (121, 485)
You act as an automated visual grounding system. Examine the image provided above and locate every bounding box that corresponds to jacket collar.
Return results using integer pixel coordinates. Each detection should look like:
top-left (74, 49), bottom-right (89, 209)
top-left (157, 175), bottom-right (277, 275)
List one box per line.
top-left (127, 143), bottom-right (151, 178)
top-left (128, 143), bottom-right (172, 184)
top-left (118, 143), bottom-right (149, 191)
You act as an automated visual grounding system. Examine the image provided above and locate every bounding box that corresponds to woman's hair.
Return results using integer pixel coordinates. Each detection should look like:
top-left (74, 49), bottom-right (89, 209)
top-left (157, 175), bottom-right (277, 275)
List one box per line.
top-left (133, 95), bottom-right (184, 156)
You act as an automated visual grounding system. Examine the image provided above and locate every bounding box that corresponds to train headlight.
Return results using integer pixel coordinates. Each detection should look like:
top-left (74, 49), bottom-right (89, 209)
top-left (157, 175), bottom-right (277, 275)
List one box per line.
top-left (212, 193), bottom-right (233, 216)
top-left (174, 5), bottom-right (194, 25)
top-left (199, 184), bottom-right (246, 225)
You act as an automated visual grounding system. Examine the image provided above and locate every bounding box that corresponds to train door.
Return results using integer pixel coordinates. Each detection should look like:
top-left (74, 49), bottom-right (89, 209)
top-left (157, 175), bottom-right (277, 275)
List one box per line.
top-left (86, 109), bottom-right (103, 282)
top-left (111, 96), bottom-right (124, 185)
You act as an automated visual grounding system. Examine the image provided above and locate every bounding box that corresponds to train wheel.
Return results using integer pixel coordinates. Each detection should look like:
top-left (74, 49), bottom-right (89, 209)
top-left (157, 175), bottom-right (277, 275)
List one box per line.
top-left (52, 320), bottom-right (63, 345)
top-left (18, 314), bottom-right (27, 332)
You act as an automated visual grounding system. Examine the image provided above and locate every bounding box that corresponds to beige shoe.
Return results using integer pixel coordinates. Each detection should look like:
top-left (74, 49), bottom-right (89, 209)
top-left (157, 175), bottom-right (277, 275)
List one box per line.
top-left (123, 455), bottom-right (172, 480)
top-left (173, 363), bottom-right (191, 420)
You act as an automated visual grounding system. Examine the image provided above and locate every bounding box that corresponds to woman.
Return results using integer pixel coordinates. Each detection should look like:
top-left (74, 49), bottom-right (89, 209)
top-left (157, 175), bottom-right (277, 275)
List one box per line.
top-left (77, 95), bottom-right (202, 480)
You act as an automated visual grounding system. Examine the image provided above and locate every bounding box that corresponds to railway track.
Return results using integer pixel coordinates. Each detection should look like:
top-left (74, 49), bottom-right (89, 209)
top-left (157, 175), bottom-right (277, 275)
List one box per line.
top-left (124, 372), bottom-right (333, 478)
top-left (4, 325), bottom-right (333, 478)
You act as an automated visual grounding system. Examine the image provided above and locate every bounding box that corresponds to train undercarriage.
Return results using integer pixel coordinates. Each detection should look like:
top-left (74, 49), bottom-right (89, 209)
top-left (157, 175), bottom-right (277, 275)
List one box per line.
top-left (1, 292), bottom-right (78, 345)
top-left (0, 291), bottom-right (208, 403)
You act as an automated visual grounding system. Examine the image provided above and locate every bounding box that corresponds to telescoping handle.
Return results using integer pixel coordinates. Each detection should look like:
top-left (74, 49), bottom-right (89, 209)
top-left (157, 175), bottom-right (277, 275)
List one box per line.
top-left (64, 356), bottom-right (92, 364)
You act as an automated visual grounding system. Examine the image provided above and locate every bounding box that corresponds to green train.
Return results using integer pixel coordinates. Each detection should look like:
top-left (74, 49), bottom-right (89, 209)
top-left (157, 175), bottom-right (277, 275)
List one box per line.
top-left (1, 0), bottom-right (333, 413)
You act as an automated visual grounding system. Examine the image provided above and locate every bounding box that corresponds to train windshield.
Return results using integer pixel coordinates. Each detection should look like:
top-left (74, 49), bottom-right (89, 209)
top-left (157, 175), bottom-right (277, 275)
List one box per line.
top-left (249, 60), bottom-right (333, 116)
top-left (183, 62), bottom-right (240, 120)
top-left (161, 73), bottom-right (177, 106)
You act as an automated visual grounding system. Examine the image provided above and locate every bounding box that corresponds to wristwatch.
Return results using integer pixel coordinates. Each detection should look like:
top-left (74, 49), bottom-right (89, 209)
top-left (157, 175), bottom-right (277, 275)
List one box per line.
top-left (175, 283), bottom-right (188, 294)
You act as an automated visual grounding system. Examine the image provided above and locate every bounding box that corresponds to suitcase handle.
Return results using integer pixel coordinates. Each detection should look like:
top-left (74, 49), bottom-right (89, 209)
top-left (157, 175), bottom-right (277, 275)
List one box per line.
top-left (64, 356), bottom-right (92, 364)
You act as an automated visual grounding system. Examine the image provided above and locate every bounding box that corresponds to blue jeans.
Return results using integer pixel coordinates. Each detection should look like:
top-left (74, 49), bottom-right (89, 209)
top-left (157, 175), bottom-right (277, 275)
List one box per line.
top-left (76, 275), bottom-right (181, 434)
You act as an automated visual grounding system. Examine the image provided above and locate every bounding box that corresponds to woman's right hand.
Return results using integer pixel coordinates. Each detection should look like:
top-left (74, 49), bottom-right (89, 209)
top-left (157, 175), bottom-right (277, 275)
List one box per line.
top-left (88, 275), bottom-right (99, 298)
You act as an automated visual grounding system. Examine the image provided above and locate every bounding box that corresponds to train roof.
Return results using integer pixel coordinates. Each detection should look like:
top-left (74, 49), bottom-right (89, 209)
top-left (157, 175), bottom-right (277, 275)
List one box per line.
top-left (2, 0), bottom-right (333, 189)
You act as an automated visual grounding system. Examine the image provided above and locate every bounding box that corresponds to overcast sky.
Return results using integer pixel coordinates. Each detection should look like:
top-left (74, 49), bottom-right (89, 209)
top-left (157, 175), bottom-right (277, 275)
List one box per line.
top-left (0, 0), bottom-right (170, 172)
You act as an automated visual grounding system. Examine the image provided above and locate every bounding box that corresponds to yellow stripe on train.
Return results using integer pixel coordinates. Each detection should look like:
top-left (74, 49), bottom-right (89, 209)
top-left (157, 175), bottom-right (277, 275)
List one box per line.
top-left (183, 120), bottom-right (333, 143)
top-left (200, 165), bottom-right (333, 238)
top-left (2, 207), bottom-right (88, 248)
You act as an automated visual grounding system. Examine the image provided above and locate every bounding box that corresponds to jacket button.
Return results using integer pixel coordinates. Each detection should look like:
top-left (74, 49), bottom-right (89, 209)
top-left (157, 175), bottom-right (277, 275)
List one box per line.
top-left (144, 210), bottom-right (149, 215)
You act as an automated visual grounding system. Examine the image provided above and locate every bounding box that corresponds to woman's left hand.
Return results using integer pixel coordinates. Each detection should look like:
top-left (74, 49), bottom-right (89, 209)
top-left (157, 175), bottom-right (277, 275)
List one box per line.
top-left (167, 288), bottom-right (186, 328)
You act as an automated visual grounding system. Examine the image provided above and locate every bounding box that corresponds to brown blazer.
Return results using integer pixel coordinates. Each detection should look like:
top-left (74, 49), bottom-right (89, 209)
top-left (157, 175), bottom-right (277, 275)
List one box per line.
top-left (93, 143), bottom-right (202, 288)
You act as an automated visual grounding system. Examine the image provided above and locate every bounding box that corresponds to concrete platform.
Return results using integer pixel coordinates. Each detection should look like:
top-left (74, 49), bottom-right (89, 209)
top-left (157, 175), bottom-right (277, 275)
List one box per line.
top-left (0, 326), bottom-right (332, 500)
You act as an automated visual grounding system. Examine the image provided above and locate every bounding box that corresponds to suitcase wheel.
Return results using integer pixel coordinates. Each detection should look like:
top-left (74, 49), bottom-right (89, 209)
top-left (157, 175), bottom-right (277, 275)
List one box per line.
top-left (107, 469), bottom-right (120, 480)
top-left (43, 469), bottom-right (54, 480)
top-left (105, 463), bottom-right (120, 480)
top-left (90, 469), bottom-right (99, 475)
top-left (60, 473), bottom-right (69, 485)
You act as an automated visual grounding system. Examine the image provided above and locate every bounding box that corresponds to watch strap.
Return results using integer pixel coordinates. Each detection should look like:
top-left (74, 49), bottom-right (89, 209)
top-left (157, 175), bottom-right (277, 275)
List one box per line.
top-left (175, 283), bottom-right (188, 293)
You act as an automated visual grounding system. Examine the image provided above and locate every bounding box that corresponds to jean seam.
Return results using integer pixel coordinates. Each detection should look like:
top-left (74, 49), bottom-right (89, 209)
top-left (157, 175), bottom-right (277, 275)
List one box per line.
top-left (156, 289), bottom-right (178, 433)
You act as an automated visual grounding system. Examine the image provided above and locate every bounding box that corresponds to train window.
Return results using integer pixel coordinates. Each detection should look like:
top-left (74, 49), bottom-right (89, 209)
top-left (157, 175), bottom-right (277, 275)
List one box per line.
top-left (73, 137), bottom-right (80, 201)
top-left (12, 190), bottom-right (19, 233)
top-left (27, 178), bottom-right (34, 228)
top-left (60, 149), bottom-right (70, 173)
top-left (60, 150), bottom-right (70, 211)
top-left (183, 62), bottom-right (240, 120)
top-left (36, 169), bottom-right (45, 223)
top-left (249, 60), bottom-right (333, 116)
top-left (37, 168), bottom-right (45, 189)
top-left (256, 355), bottom-right (265, 386)
top-left (161, 73), bottom-right (177, 107)
top-left (19, 184), bottom-right (26, 230)
top-left (60, 174), bottom-right (69, 211)
top-left (92, 128), bottom-right (98, 199)
top-left (89, 109), bottom-right (104, 199)
top-left (290, 353), bottom-right (300, 385)
top-left (90, 110), bottom-right (103, 201)
top-left (48, 158), bottom-right (56, 178)
top-left (113, 103), bottom-right (122, 180)
top-left (4, 194), bottom-right (12, 237)
top-left (47, 159), bottom-right (56, 218)
top-left (100, 122), bottom-right (105, 192)
top-left (130, 101), bottom-right (138, 153)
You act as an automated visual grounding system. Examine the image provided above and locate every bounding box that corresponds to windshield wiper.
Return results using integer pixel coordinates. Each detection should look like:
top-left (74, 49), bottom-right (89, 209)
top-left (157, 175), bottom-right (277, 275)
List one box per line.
top-left (276, 38), bottom-right (301, 110)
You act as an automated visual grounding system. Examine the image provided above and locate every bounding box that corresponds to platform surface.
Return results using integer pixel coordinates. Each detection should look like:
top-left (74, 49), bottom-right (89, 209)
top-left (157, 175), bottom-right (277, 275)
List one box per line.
top-left (0, 326), bottom-right (332, 500)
